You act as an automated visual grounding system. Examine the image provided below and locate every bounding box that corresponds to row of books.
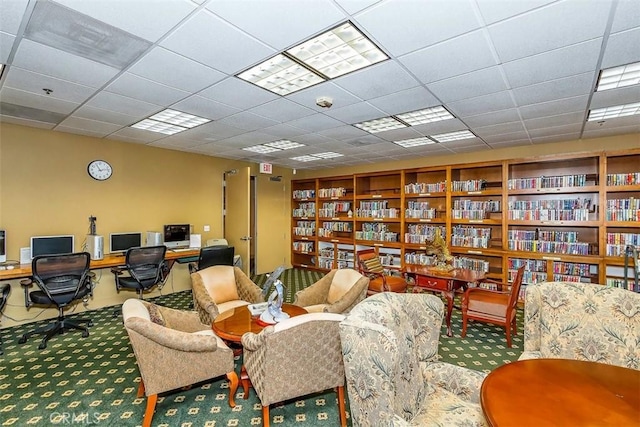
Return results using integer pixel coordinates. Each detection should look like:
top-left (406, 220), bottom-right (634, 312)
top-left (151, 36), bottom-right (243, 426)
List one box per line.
top-left (292, 208), bottom-right (315, 218)
top-left (508, 258), bottom-right (547, 272)
top-left (605, 209), bottom-right (640, 221)
top-left (507, 174), bottom-right (589, 190)
top-left (356, 208), bottom-right (400, 218)
top-left (553, 262), bottom-right (592, 276)
top-left (292, 241), bottom-right (314, 252)
top-left (404, 252), bottom-right (438, 266)
top-left (508, 229), bottom-right (581, 243)
top-left (508, 198), bottom-right (593, 210)
top-left (318, 187), bottom-right (347, 198)
top-left (451, 179), bottom-right (487, 192)
top-left (405, 208), bottom-right (438, 219)
top-left (355, 231), bottom-right (399, 242)
top-left (452, 225), bottom-right (492, 237)
top-left (507, 240), bottom-right (591, 255)
top-left (404, 181), bottom-right (447, 194)
top-left (451, 209), bottom-right (492, 220)
top-left (293, 189), bottom-right (315, 200)
top-left (453, 256), bottom-right (489, 272)
top-left (451, 236), bottom-right (490, 248)
top-left (293, 227), bottom-right (315, 237)
top-left (607, 172), bottom-right (640, 186)
top-left (320, 201), bottom-right (351, 212)
top-left (605, 278), bottom-right (636, 291)
top-left (406, 224), bottom-right (445, 237)
top-left (606, 198), bottom-right (639, 209)
top-left (508, 209), bottom-right (591, 221)
top-left (452, 199), bottom-right (501, 211)
top-left (319, 222), bottom-right (353, 232)
top-left (606, 232), bottom-right (640, 245)
top-left (606, 244), bottom-right (638, 257)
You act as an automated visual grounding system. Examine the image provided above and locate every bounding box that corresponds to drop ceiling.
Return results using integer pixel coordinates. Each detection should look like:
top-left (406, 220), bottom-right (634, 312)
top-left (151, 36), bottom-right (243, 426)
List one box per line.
top-left (1, 0), bottom-right (639, 170)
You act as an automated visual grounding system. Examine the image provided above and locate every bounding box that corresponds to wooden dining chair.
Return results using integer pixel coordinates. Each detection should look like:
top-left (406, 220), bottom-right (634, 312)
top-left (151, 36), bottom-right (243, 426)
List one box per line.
top-left (461, 266), bottom-right (525, 347)
top-left (356, 248), bottom-right (408, 295)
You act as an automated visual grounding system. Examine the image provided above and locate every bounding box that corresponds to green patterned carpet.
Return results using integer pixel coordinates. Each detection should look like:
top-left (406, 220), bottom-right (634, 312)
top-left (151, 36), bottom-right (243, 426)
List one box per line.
top-left (0, 269), bottom-right (522, 426)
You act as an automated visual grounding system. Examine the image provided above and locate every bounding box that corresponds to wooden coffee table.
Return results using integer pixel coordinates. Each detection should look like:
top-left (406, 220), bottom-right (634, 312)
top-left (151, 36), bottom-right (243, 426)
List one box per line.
top-left (212, 303), bottom-right (308, 398)
top-left (481, 359), bottom-right (640, 426)
top-left (405, 265), bottom-right (486, 336)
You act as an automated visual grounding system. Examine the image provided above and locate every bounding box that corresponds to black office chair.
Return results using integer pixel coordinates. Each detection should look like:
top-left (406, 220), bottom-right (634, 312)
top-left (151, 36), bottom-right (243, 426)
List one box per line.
top-left (112, 246), bottom-right (168, 300)
top-left (18, 252), bottom-right (94, 350)
top-left (0, 283), bottom-right (11, 355)
top-left (189, 245), bottom-right (235, 273)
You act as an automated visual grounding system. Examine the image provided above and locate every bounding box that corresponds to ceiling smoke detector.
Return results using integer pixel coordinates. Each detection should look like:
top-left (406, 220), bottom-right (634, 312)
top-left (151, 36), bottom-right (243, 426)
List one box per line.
top-left (316, 96), bottom-right (333, 108)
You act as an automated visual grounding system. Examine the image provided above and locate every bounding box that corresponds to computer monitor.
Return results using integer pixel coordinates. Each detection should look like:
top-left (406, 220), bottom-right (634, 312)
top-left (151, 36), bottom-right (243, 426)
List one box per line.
top-left (0, 230), bottom-right (6, 263)
top-left (109, 232), bottom-right (142, 254)
top-left (163, 224), bottom-right (190, 249)
top-left (30, 235), bottom-right (75, 258)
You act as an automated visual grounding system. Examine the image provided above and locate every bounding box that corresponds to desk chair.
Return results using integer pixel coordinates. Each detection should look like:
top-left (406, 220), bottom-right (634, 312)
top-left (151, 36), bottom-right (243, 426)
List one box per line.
top-left (188, 245), bottom-right (235, 274)
top-left (18, 252), bottom-right (94, 350)
top-left (112, 246), bottom-right (168, 314)
top-left (0, 283), bottom-right (10, 355)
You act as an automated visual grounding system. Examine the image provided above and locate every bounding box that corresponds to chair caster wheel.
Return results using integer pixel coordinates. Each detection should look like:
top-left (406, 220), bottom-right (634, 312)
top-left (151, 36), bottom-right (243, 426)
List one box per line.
top-left (82, 331), bottom-right (89, 338)
top-left (18, 337), bottom-right (27, 344)
top-left (38, 342), bottom-right (47, 350)
top-left (88, 321), bottom-right (94, 327)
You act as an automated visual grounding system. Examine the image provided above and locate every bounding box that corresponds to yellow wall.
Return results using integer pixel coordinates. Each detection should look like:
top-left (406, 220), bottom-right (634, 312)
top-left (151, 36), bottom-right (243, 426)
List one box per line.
top-left (0, 123), bottom-right (292, 326)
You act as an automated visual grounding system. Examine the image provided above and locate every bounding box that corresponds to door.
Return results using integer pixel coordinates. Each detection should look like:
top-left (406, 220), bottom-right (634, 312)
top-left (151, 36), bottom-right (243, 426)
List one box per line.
top-left (224, 167), bottom-right (251, 275)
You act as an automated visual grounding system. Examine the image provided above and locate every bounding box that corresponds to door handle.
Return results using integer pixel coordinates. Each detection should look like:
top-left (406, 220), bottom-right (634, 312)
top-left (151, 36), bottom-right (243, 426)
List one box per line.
top-left (241, 236), bottom-right (252, 241)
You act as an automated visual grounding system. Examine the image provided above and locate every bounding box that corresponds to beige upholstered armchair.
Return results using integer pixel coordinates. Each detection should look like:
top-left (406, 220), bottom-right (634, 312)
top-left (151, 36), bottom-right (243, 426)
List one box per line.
top-left (340, 292), bottom-right (488, 426)
top-left (191, 265), bottom-right (264, 324)
top-left (241, 312), bottom-right (347, 427)
top-left (122, 299), bottom-right (239, 427)
top-left (519, 281), bottom-right (640, 370)
top-left (293, 268), bottom-right (369, 313)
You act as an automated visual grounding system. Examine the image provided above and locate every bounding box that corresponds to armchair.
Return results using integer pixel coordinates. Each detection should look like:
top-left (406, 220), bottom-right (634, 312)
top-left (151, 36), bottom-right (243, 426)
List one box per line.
top-left (340, 292), bottom-right (487, 426)
top-left (191, 265), bottom-right (264, 324)
top-left (293, 268), bottom-right (369, 313)
top-left (461, 266), bottom-right (525, 348)
top-left (122, 298), bottom-right (239, 427)
top-left (356, 248), bottom-right (408, 295)
top-left (519, 281), bottom-right (640, 370)
top-left (241, 312), bottom-right (347, 427)
top-left (18, 252), bottom-right (94, 349)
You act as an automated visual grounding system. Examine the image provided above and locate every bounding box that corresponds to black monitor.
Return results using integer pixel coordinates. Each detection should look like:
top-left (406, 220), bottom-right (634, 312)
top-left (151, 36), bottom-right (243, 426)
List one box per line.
top-left (0, 230), bottom-right (5, 262)
top-left (163, 224), bottom-right (190, 249)
top-left (30, 235), bottom-right (75, 258)
top-left (109, 232), bottom-right (142, 254)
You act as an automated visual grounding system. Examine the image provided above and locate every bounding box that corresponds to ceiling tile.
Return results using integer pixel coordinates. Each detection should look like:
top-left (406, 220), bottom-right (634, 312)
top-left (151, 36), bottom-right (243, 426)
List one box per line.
top-left (160, 10), bottom-right (276, 74)
top-left (216, 111), bottom-right (279, 132)
top-left (333, 0), bottom-right (382, 15)
top-left (3, 67), bottom-right (96, 104)
top-left (179, 121), bottom-right (246, 141)
top-left (354, 0), bottom-right (481, 56)
top-left (318, 125), bottom-right (369, 141)
top-left (0, 0), bottom-right (29, 35)
top-left (248, 98), bottom-right (316, 122)
top-left (106, 72), bottom-right (190, 106)
top-left (171, 95), bottom-right (241, 121)
top-left (85, 91), bottom-right (161, 119)
top-left (107, 126), bottom-right (166, 143)
top-left (524, 111), bottom-right (585, 130)
top-left (205, 0), bottom-right (345, 50)
top-left (285, 81), bottom-right (364, 111)
top-left (519, 95), bottom-right (589, 120)
top-left (512, 72), bottom-right (594, 106)
top-left (475, 0), bottom-right (556, 25)
top-left (367, 86), bottom-right (440, 116)
top-left (426, 66), bottom-right (509, 103)
top-left (482, 131), bottom-right (531, 144)
top-left (128, 47), bottom-right (227, 93)
top-left (260, 123), bottom-right (308, 138)
top-left (55, 0), bottom-right (197, 42)
top-left (447, 91), bottom-right (516, 117)
top-left (600, 26), bottom-right (640, 69)
top-left (462, 108), bottom-right (521, 128)
top-left (286, 113), bottom-right (345, 132)
top-left (11, 39), bottom-right (120, 88)
top-left (0, 114), bottom-right (56, 129)
top-left (610, 0), bottom-right (640, 33)
top-left (322, 101), bottom-right (385, 123)
top-left (503, 38), bottom-right (602, 88)
top-left (530, 131), bottom-right (582, 144)
top-left (1, 32), bottom-right (15, 63)
top-left (333, 60), bottom-right (420, 99)
top-left (488, 0), bottom-right (613, 63)
top-left (590, 85), bottom-right (640, 109)
top-left (411, 118), bottom-right (468, 135)
top-left (72, 105), bottom-right (137, 126)
top-left (198, 77), bottom-right (278, 110)
top-left (0, 86), bottom-right (78, 114)
top-left (528, 123), bottom-right (583, 138)
top-left (400, 30), bottom-right (498, 84)
top-left (474, 120), bottom-right (526, 137)
top-left (56, 116), bottom-right (122, 135)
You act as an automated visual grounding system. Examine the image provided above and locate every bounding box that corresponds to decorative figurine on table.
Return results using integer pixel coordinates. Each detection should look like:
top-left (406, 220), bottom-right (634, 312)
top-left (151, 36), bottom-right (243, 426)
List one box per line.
top-left (426, 228), bottom-right (454, 272)
top-left (259, 266), bottom-right (289, 324)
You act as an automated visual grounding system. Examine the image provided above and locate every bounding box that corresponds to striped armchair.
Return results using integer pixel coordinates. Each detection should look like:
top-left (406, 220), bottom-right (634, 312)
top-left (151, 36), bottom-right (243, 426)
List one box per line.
top-left (519, 281), bottom-right (640, 370)
top-left (340, 292), bottom-right (488, 426)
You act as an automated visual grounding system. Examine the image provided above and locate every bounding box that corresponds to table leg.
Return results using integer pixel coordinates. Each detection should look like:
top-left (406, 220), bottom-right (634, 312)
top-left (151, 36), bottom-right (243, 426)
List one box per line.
top-left (445, 290), bottom-right (454, 337)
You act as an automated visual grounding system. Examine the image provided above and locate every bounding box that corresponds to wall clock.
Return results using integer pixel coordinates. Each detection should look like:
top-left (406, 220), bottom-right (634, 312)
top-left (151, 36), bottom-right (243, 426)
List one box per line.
top-left (87, 160), bottom-right (113, 181)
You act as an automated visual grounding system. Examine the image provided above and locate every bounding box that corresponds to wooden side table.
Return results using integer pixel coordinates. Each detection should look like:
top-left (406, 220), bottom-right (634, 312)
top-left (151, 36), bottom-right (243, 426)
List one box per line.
top-left (212, 304), bottom-right (308, 398)
top-left (481, 359), bottom-right (640, 426)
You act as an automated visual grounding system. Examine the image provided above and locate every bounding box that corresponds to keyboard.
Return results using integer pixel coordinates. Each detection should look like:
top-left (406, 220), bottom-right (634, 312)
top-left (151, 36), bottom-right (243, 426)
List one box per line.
top-left (171, 248), bottom-right (192, 252)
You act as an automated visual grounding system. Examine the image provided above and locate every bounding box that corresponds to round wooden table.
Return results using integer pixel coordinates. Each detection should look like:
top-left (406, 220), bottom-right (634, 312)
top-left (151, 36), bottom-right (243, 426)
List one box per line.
top-left (212, 303), bottom-right (308, 398)
top-left (481, 359), bottom-right (640, 427)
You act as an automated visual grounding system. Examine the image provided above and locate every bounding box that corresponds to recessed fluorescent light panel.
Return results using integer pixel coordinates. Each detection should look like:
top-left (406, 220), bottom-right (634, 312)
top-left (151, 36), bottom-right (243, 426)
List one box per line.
top-left (313, 152), bottom-right (344, 159)
top-left (290, 155), bottom-right (320, 162)
top-left (131, 109), bottom-right (210, 135)
top-left (242, 145), bottom-right (281, 154)
top-left (587, 102), bottom-right (640, 121)
top-left (237, 54), bottom-right (326, 96)
top-left (286, 22), bottom-right (388, 79)
top-left (265, 140), bottom-right (305, 150)
top-left (393, 137), bottom-right (435, 148)
top-left (430, 130), bottom-right (476, 143)
top-left (596, 62), bottom-right (640, 91)
top-left (354, 117), bottom-right (406, 133)
top-left (238, 22), bottom-right (387, 95)
top-left (396, 106), bottom-right (455, 126)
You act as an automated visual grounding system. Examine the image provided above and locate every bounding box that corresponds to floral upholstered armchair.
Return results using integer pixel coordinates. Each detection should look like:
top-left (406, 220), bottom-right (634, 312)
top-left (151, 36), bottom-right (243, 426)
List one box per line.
top-left (340, 292), bottom-right (488, 426)
top-left (519, 281), bottom-right (640, 370)
top-left (191, 265), bottom-right (264, 324)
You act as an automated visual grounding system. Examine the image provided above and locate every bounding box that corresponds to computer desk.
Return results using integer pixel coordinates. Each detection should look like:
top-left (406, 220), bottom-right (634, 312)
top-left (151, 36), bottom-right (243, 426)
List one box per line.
top-left (0, 248), bottom-right (201, 281)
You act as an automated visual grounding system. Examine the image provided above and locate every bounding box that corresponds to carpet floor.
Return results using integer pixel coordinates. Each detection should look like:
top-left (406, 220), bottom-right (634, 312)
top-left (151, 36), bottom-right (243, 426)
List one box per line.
top-left (0, 268), bottom-right (522, 426)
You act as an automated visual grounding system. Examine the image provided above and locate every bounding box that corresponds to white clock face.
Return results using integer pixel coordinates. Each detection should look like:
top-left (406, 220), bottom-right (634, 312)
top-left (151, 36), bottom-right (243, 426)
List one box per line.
top-left (87, 160), bottom-right (113, 181)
